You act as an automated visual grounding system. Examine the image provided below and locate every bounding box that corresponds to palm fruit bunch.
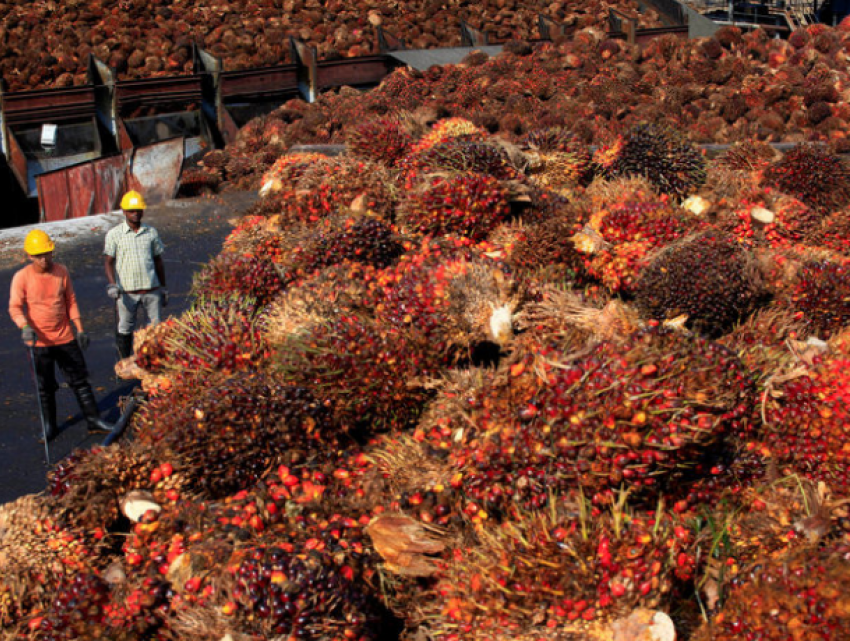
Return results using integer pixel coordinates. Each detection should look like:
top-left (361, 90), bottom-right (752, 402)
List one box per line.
top-left (192, 251), bottom-right (282, 306)
top-left (715, 139), bottom-right (780, 171)
top-left (176, 167), bottom-right (223, 198)
top-left (728, 196), bottom-right (823, 249)
top-left (285, 157), bottom-right (397, 224)
top-left (781, 259), bottom-right (850, 338)
top-left (167, 502), bottom-right (386, 641)
top-left (579, 188), bottom-right (701, 293)
top-left (134, 298), bottom-right (268, 381)
top-left (594, 123), bottom-right (707, 200)
top-left (438, 325), bottom-right (753, 513)
top-left (359, 435), bottom-right (464, 532)
top-left (693, 543), bottom-right (850, 641)
top-left (634, 230), bottom-right (765, 337)
top-left (763, 143), bottom-right (850, 214)
top-left (520, 127), bottom-right (595, 192)
top-left (133, 318), bottom-right (179, 375)
top-left (415, 501), bottom-right (696, 640)
top-left (502, 216), bottom-right (590, 285)
top-left (133, 372), bottom-right (338, 500)
top-left (263, 263), bottom-right (383, 344)
top-left (0, 494), bottom-right (108, 634)
top-left (273, 311), bottom-right (445, 433)
top-left (375, 253), bottom-right (521, 358)
top-left (808, 209), bottom-right (850, 257)
top-left (718, 306), bottom-right (810, 377)
top-left (751, 351), bottom-right (850, 492)
top-left (398, 138), bottom-right (522, 181)
top-left (258, 152), bottom-right (327, 199)
top-left (272, 212), bottom-right (403, 287)
top-left (20, 571), bottom-right (112, 641)
top-left (696, 477), bottom-right (842, 605)
top-left (408, 118), bottom-right (488, 155)
top-left (215, 540), bottom-right (386, 640)
top-left (346, 116), bottom-right (413, 167)
top-left (44, 441), bottom-right (173, 532)
top-left (397, 173), bottom-right (511, 240)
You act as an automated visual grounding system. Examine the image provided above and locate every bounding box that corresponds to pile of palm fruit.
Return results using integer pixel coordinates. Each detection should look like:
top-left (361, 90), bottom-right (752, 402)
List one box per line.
top-left (191, 21), bottom-right (850, 195)
top-left (5, 23), bottom-right (850, 641)
top-left (0, 0), bottom-right (661, 91)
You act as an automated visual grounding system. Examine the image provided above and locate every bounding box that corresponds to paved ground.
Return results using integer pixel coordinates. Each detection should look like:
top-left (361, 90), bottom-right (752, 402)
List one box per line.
top-left (0, 191), bottom-right (257, 505)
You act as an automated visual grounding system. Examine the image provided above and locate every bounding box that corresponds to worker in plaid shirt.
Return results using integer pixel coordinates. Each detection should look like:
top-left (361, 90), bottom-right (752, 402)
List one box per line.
top-left (104, 190), bottom-right (168, 359)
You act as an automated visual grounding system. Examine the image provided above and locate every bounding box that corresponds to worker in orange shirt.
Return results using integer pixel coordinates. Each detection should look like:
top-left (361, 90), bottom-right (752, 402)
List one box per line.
top-left (9, 230), bottom-right (112, 441)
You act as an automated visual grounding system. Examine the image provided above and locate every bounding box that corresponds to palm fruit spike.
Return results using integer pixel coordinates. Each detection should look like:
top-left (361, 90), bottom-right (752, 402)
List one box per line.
top-left (0, 493), bottom-right (108, 633)
top-left (599, 123), bottom-right (707, 200)
top-left (634, 230), bottom-right (765, 337)
top-left (582, 194), bottom-right (702, 294)
top-left (398, 173), bottom-right (511, 240)
top-left (807, 209), bottom-right (850, 257)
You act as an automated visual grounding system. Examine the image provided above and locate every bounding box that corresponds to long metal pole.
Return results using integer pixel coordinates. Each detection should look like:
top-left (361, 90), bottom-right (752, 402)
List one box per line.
top-left (25, 343), bottom-right (51, 465)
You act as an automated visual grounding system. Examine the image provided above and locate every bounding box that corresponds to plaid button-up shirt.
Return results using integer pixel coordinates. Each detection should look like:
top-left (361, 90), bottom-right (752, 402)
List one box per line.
top-left (104, 222), bottom-right (165, 291)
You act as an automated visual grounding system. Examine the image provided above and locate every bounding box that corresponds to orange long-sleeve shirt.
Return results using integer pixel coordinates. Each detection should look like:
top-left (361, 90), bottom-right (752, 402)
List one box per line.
top-left (8, 263), bottom-right (80, 347)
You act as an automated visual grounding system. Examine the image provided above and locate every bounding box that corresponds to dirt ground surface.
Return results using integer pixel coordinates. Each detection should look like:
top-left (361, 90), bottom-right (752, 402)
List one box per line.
top-left (0, 191), bottom-right (258, 505)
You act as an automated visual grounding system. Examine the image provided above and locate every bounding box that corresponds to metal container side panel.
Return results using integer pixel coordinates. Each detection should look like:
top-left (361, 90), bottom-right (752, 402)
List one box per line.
top-left (67, 163), bottom-right (96, 219)
top-left (37, 172), bottom-right (70, 222)
top-left (126, 138), bottom-right (184, 206)
top-left (92, 155), bottom-right (128, 214)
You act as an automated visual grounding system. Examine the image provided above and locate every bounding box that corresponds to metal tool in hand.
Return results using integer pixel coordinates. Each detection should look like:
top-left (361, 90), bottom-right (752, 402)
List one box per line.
top-left (25, 342), bottom-right (51, 465)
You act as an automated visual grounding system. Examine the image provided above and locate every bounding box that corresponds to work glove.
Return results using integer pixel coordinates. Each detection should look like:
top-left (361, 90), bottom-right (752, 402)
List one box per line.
top-left (76, 331), bottom-right (90, 351)
top-left (161, 288), bottom-right (169, 307)
top-left (106, 284), bottom-right (121, 300)
top-left (21, 325), bottom-right (36, 346)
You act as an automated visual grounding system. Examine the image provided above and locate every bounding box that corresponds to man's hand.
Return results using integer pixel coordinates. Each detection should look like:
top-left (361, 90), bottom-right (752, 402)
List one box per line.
top-left (21, 325), bottom-right (36, 346)
top-left (76, 331), bottom-right (90, 351)
top-left (107, 284), bottom-right (121, 300)
top-left (161, 288), bottom-right (169, 307)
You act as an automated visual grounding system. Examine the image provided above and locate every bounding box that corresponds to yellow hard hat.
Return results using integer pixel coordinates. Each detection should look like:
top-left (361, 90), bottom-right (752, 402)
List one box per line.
top-left (120, 190), bottom-right (146, 210)
top-left (24, 229), bottom-right (55, 255)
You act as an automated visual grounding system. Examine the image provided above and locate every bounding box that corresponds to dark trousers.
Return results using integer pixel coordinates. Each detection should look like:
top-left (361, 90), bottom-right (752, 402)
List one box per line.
top-left (34, 341), bottom-right (89, 395)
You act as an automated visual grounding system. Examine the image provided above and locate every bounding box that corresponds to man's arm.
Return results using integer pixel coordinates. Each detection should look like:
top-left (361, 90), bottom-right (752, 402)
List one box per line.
top-left (8, 271), bottom-right (29, 329)
top-left (154, 255), bottom-right (166, 288)
top-left (104, 255), bottom-right (117, 285)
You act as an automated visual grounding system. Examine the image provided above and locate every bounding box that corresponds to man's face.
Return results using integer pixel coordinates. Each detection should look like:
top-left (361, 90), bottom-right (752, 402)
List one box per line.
top-left (28, 251), bottom-right (54, 273)
top-left (123, 208), bottom-right (144, 226)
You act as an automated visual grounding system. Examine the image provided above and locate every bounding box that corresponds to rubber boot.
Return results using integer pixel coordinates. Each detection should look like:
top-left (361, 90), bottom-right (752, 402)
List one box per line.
top-left (37, 390), bottom-right (58, 442)
top-left (116, 333), bottom-right (134, 360)
top-left (71, 382), bottom-right (113, 434)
